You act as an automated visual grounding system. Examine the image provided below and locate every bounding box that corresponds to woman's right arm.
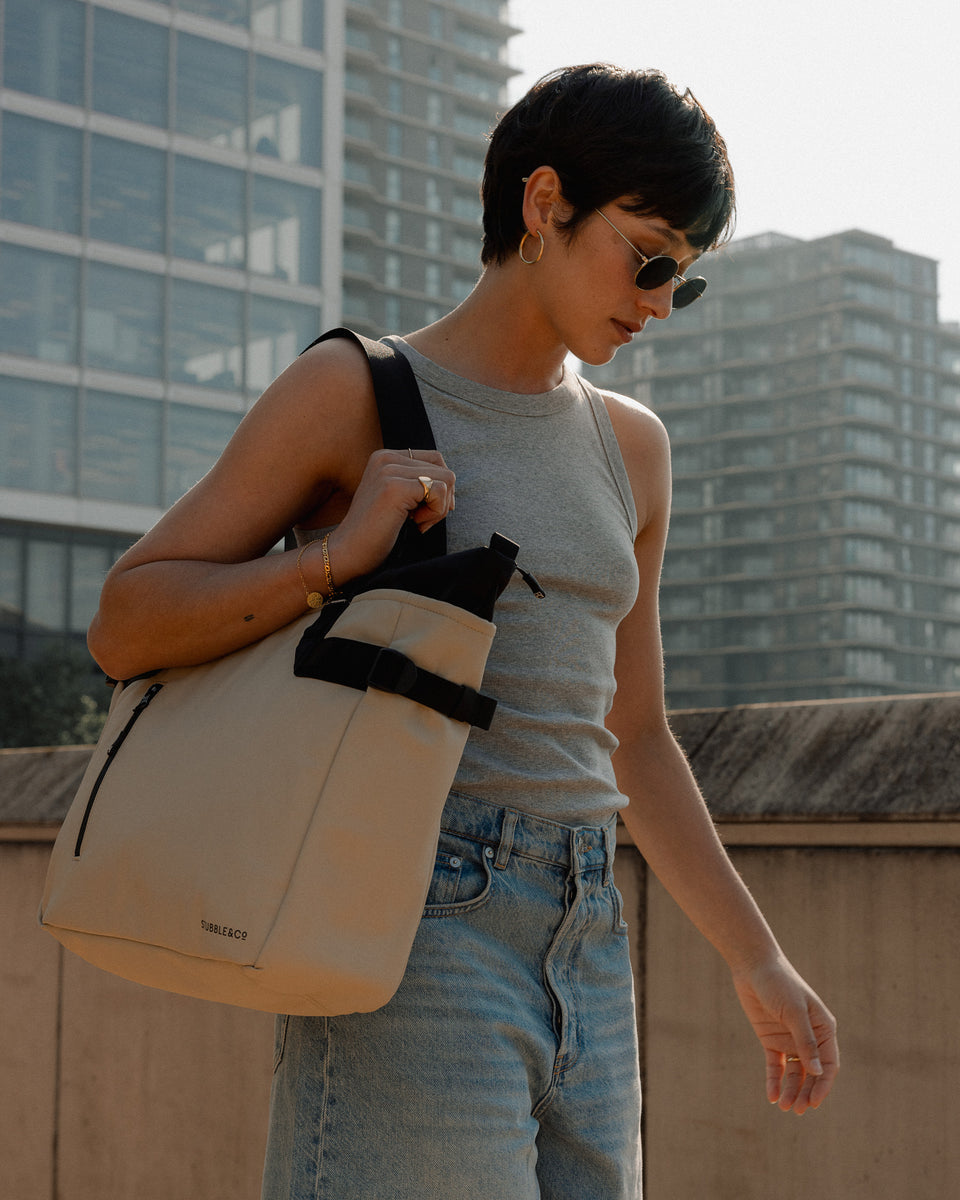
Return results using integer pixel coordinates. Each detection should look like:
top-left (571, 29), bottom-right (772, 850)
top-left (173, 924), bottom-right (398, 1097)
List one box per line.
top-left (88, 338), bottom-right (454, 681)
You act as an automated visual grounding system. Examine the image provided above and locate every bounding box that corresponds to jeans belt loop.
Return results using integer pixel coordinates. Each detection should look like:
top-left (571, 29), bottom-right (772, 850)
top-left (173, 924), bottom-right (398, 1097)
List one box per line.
top-left (494, 809), bottom-right (520, 871)
top-left (603, 820), bottom-right (615, 886)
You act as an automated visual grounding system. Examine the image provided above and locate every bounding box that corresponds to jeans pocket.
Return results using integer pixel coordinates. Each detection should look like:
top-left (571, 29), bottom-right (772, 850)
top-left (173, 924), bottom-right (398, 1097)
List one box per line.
top-left (423, 831), bottom-right (494, 917)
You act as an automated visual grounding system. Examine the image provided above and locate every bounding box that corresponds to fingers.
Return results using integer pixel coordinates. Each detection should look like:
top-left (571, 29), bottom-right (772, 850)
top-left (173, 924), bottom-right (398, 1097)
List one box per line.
top-left (768, 1051), bottom-right (816, 1114)
top-left (766, 1025), bottom-right (840, 1115)
top-left (388, 450), bottom-right (455, 529)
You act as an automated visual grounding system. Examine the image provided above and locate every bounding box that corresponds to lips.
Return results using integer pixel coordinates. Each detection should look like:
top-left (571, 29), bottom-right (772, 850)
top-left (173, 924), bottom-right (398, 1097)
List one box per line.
top-left (612, 319), bottom-right (642, 342)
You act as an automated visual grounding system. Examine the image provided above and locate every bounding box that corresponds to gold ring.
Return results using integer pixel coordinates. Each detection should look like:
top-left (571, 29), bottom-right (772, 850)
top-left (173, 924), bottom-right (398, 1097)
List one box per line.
top-left (407, 448), bottom-right (414, 458)
top-left (785, 1056), bottom-right (802, 1063)
top-left (418, 475), bottom-right (433, 501)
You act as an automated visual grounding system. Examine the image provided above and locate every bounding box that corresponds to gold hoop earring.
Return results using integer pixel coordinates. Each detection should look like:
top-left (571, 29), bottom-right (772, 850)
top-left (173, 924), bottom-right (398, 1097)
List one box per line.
top-left (518, 229), bottom-right (545, 265)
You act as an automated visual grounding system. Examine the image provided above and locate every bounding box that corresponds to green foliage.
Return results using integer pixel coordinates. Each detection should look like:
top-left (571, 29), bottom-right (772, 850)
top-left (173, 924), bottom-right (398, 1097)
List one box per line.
top-left (0, 644), bottom-right (110, 748)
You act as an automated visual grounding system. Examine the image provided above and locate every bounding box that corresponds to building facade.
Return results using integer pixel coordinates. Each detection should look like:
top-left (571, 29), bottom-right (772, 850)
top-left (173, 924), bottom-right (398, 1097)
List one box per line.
top-left (585, 229), bottom-right (960, 710)
top-left (0, 0), bottom-right (515, 664)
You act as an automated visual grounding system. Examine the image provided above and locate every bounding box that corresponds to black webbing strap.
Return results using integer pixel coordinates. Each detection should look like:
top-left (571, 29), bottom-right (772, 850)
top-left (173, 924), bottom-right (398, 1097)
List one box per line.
top-left (298, 327), bottom-right (446, 561)
top-left (296, 636), bottom-right (497, 730)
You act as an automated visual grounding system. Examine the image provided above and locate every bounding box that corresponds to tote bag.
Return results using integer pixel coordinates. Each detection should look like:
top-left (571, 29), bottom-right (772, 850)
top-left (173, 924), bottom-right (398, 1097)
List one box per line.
top-left (39, 330), bottom-right (540, 1016)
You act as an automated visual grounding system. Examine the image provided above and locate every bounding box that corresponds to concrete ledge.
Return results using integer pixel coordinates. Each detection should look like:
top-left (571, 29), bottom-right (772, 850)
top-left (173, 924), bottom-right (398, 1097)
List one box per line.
top-left (669, 691), bottom-right (960, 819)
top-left (3, 692), bottom-right (960, 833)
top-left (0, 745), bottom-right (92, 828)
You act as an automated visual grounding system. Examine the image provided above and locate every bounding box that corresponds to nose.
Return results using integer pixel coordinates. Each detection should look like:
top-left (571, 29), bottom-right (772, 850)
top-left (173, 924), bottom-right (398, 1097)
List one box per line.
top-left (638, 279), bottom-right (674, 321)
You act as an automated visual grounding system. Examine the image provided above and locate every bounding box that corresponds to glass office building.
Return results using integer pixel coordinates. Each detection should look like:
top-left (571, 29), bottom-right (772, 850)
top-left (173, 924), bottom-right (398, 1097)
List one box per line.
top-left (585, 229), bottom-right (960, 709)
top-left (0, 0), bottom-right (516, 663)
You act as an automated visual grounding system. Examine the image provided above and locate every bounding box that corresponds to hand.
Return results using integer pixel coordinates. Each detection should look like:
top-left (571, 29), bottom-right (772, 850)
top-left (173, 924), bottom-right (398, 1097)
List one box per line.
top-left (732, 955), bottom-right (839, 1115)
top-left (326, 448), bottom-right (456, 583)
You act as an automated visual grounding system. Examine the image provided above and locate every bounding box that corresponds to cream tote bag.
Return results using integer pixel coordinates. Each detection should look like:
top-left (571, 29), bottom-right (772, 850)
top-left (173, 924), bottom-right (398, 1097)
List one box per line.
top-left (39, 330), bottom-right (542, 1016)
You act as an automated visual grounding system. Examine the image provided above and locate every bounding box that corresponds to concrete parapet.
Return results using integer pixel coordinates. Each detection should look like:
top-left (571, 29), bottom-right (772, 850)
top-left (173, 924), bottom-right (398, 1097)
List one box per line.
top-left (2, 694), bottom-right (958, 1198)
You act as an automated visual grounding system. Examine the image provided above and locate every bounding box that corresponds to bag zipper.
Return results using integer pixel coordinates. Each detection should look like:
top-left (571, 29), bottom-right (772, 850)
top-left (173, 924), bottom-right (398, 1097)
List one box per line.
top-left (73, 681), bottom-right (164, 858)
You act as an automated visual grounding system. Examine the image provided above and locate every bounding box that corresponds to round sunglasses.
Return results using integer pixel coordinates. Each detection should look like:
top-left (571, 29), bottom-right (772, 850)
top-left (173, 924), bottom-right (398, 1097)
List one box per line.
top-left (594, 208), bottom-right (707, 309)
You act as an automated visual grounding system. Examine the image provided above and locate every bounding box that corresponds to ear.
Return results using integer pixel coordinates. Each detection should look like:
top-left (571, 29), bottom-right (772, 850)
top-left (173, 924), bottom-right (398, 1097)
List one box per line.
top-left (521, 166), bottom-right (565, 234)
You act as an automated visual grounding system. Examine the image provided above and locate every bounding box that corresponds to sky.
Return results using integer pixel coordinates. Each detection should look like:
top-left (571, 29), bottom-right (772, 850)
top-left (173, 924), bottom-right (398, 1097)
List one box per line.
top-left (506, 0), bottom-right (960, 324)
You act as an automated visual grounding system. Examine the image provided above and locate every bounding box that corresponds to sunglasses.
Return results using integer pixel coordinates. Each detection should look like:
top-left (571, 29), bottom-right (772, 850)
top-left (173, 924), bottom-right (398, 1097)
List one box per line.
top-left (594, 208), bottom-right (707, 309)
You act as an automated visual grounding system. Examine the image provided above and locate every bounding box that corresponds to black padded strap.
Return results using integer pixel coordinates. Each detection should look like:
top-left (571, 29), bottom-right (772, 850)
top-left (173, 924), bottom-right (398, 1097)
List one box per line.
top-left (303, 327), bottom-right (436, 452)
top-left (294, 635), bottom-right (497, 730)
top-left (299, 327), bottom-right (445, 561)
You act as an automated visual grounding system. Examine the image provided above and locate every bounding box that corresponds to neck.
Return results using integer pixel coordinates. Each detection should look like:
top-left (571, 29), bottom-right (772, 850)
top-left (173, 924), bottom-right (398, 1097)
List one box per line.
top-left (403, 265), bottom-right (571, 394)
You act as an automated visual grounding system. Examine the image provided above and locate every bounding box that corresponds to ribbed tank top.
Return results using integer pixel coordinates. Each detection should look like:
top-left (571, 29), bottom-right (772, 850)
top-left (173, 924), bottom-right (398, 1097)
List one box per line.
top-left (382, 337), bottom-right (640, 826)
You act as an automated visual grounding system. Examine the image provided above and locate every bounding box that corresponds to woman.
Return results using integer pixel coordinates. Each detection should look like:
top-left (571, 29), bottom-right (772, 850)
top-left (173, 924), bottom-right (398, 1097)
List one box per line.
top-left (89, 65), bottom-right (838, 1199)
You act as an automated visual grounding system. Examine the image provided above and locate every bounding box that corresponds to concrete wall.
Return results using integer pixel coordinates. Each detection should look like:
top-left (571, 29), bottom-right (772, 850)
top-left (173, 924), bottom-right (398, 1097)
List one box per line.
top-left (3, 694), bottom-right (959, 1199)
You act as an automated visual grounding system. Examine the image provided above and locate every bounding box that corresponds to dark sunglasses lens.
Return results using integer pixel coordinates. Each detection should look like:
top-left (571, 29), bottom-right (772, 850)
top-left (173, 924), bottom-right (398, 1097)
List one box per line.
top-left (634, 256), bottom-right (679, 291)
top-left (672, 276), bottom-right (707, 309)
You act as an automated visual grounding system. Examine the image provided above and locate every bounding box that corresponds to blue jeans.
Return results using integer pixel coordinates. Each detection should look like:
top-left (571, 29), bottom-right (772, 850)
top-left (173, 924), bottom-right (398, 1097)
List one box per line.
top-left (261, 790), bottom-right (642, 1199)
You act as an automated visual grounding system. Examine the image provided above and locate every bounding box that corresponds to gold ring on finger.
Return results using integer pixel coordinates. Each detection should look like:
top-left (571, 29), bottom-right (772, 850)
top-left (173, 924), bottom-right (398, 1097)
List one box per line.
top-left (418, 475), bottom-right (433, 501)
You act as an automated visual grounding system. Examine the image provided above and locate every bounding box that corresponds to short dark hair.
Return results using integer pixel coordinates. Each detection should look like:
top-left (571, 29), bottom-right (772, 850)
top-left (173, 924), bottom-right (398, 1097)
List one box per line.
top-left (480, 64), bottom-right (736, 266)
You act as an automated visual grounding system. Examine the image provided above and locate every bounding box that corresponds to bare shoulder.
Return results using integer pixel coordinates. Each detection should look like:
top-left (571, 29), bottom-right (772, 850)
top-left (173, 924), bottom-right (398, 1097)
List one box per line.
top-left (595, 387), bottom-right (671, 530)
top-left (597, 387), bottom-right (669, 454)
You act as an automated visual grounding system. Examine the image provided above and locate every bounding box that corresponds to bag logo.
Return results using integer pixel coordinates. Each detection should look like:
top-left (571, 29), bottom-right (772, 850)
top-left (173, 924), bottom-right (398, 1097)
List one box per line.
top-left (201, 918), bottom-right (248, 941)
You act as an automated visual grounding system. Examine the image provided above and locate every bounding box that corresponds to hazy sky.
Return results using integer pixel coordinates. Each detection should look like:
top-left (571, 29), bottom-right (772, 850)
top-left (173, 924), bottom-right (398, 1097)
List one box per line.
top-left (506, 0), bottom-right (960, 324)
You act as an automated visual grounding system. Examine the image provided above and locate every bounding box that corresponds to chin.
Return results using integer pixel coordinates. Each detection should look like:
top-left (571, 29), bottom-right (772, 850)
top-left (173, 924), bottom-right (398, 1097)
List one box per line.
top-left (575, 344), bottom-right (619, 368)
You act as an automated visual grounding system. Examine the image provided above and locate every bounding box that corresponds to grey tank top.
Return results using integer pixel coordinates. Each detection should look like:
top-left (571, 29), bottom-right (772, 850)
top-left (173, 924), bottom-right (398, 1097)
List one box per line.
top-left (382, 337), bottom-right (640, 827)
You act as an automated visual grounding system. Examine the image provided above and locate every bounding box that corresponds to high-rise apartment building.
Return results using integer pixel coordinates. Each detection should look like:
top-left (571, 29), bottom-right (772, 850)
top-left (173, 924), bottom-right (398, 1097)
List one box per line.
top-left (584, 229), bottom-right (960, 710)
top-left (0, 0), bottom-right (515, 664)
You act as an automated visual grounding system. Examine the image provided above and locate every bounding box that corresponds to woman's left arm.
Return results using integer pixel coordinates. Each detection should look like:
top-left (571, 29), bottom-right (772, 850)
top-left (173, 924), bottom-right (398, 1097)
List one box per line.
top-left (603, 392), bottom-right (839, 1114)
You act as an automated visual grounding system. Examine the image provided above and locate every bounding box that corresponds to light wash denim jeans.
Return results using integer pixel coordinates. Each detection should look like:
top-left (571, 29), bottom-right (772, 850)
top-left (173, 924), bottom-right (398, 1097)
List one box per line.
top-left (261, 790), bottom-right (642, 1199)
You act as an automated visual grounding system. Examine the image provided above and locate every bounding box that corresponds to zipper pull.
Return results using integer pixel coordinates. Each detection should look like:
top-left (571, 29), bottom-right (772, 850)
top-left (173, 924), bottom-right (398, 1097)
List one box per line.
top-left (515, 564), bottom-right (545, 599)
top-left (107, 682), bottom-right (163, 757)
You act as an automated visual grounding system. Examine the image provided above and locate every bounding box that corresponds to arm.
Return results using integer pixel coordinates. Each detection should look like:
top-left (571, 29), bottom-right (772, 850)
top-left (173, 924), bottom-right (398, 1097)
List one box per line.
top-left (88, 338), bottom-right (454, 680)
top-left (603, 392), bottom-right (839, 1114)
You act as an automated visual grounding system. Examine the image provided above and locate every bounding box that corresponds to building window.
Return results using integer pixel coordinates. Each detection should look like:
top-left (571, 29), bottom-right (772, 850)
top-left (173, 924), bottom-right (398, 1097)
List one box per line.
top-left (252, 56), bottom-right (323, 167)
top-left (844, 464), bottom-right (895, 497)
top-left (245, 296), bottom-right (319, 396)
top-left (425, 220), bottom-right (443, 255)
top-left (845, 648), bottom-right (896, 682)
top-left (176, 34), bottom-right (247, 149)
top-left (384, 253), bottom-right (402, 289)
top-left (81, 392), bottom-right (162, 506)
top-left (89, 136), bottom-right (166, 253)
top-left (172, 157), bottom-right (246, 268)
top-left (251, 0), bottom-right (324, 50)
top-left (385, 168), bottom-right (403, 202)
top-left (84, 263), bottom-right (164, 378)
top-left (452, 191), bottom-right (481, 222)
top-left (0, 114), bottom-right (82, 235)
top-left (164, 404), bottom-right (239, 506)
top-left (250, 176), bottom-right (322, 286)
top-left (0, 379), bottom-right (76, 496)
top-left (844, 537), bottom-right (894, 569)
top-left (0, 523), bottom-right (133, 659)
top-left (385, 210), bottom-right (402, 245)
top-left (93, 10), bottom-right (169, 128)
top-left (0, 245), bottom-right (79, 365)
top-left (425, 263), bottom-right (442, 298)
top-left (168, 279), bottom-right (244, 390)
top-left (844, 427), bottom-right (895, 460)
top-left (3, 0), bottom-right (85, 107)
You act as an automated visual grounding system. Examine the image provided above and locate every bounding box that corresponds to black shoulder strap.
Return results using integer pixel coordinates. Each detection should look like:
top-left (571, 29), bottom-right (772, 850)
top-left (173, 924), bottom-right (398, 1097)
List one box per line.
top-left (298, 327), bottom-right (446, 561)
top-left (302, 327), bottom-right (436, 452)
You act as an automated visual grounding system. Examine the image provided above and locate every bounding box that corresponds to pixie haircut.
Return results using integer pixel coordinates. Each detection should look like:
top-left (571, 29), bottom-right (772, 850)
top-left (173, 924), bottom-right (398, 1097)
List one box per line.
top-left (480, 64), bottom-right (736, 266)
